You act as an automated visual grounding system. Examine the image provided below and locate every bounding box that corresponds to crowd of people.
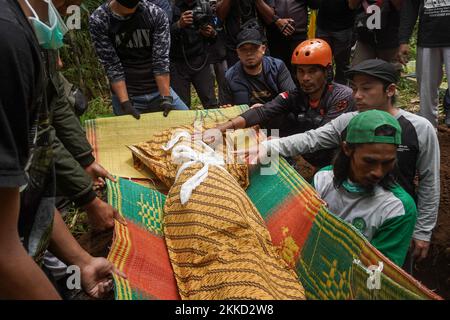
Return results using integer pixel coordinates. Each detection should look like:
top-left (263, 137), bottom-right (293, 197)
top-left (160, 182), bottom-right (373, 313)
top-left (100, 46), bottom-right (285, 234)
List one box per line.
top-left (0, 0), bottom-right (448, 299)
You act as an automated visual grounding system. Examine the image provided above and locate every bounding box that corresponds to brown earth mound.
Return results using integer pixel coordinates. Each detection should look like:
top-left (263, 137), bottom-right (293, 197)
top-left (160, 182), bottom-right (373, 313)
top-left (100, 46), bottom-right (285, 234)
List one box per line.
top-left (413, 126), bottom-right (450, 299)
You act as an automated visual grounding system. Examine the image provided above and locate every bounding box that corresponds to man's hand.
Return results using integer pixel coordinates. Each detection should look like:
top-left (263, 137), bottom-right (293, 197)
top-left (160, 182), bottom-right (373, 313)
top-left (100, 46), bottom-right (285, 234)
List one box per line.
top-left (398, 43), bottom-right (410, 66)
top-left (200, 24), bottom-right (217, 38)
top-left (234, 142), bottom-right (268, 166)
top-left (160, 96), bottom-right (174, 117)
top-left (202, 127), bottom-right (224, 146)
top-left (250, 103), bottom-right (264, 109)
top-left (411, 238), bottom-right (430, 261)
top-left (120, 100), bottom-right (140, 119)
top-left (80, 256), bottom-right (126, 299)
top-left (276, 18), bottom-right (295, 37)
top-left (84, 197), bottom-right (127, 231)
top-left (85, 162), bottom-right (115, 188)
top-left (220, 104), bottom-right (233, 108)
top-left (178, 10), bottom-right (194, 28)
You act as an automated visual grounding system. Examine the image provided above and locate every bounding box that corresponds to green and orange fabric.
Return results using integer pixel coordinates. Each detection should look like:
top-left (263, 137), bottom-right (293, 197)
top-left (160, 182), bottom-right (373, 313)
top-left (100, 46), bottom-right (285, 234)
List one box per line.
top-left (106, 160), bottom-right (441, 300)
top-left (87, 107), bottom-right (441, 300)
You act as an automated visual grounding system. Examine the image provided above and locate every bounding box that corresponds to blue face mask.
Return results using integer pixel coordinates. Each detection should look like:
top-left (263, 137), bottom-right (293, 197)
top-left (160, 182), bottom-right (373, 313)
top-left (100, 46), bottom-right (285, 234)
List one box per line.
top-left (25, 0), bottom-right (68, 49)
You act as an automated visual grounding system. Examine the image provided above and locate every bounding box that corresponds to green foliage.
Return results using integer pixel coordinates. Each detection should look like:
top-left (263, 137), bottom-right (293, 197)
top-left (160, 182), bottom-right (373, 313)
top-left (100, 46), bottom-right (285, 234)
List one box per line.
top-left (60, 2), bottom-right (110, 102)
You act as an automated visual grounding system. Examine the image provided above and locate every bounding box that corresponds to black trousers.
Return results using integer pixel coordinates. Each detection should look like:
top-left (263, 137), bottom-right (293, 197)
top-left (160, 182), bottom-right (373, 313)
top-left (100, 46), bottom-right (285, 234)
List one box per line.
top-left (266, 31), bottom-right (306, 75)
top-left (317, 26), bottom-right (355, 85)
top-left (171, 55), bottom-right (218, 109)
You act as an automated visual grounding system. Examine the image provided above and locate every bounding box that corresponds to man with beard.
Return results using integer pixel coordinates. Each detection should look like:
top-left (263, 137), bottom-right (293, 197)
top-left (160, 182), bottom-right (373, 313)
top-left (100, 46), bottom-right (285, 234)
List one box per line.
top-left (313, 110), bottom-right (417, 266)
top-left (222, 28), bottom-right (297, 135)
top-left (0, 0), bottom-right (123, 299)
top-left (207, 38), bottom-right (355, 168)
top-left (246, 59), bottom-right (439, 268)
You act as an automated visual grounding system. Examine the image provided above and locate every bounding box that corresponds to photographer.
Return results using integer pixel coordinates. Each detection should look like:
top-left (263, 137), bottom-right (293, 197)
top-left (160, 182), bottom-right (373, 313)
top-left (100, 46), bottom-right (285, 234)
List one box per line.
top-left (216, 0), bottom-right (275, 67)
top-left (170, 0), bottom-right (219, 109)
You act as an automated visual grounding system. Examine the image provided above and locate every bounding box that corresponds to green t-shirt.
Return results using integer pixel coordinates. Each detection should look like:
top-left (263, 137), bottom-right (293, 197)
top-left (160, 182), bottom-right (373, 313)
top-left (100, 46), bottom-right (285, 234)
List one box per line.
top-left (313, 166), bottom-right (417, 266)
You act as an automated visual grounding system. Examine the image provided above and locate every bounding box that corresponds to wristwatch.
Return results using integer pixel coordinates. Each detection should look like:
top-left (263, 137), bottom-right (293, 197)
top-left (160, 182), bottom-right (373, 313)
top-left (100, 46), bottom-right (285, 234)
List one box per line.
top-left (271, 14), bottom-right (280, 25)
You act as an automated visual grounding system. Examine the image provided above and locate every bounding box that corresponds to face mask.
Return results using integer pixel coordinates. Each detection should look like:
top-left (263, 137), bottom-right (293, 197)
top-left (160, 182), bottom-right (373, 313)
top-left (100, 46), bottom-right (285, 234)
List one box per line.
top-left (25, 0), bottom-right (68, 49)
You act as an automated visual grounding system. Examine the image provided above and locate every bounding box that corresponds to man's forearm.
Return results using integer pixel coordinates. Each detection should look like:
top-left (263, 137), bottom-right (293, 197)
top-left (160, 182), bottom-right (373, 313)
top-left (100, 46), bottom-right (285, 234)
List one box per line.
top-left (155, 73), bottom-right (171, 97)
top-left (217, 116), bottom-right (247, 132)
top-left (0, 188), bottom-right (60, 299)
top-left (255, 0), bottom-right (275, 24)
top-left (216, 0), bottom-right (232, 21)
top-left (111, 80), bottom-right (129, 103)
top-left (0, 244), bottom-right (61, 299)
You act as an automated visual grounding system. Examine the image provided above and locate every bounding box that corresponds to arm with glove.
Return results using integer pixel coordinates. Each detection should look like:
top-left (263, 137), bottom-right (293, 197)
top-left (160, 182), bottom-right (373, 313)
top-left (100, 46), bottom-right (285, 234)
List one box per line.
top-left (153, 2), bottom-right (175, 117)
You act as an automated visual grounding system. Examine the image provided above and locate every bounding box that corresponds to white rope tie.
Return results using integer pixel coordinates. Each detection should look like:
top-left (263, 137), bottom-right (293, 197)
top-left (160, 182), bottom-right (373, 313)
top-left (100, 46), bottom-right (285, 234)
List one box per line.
top-left (163, 131), bottom-right (227, 205)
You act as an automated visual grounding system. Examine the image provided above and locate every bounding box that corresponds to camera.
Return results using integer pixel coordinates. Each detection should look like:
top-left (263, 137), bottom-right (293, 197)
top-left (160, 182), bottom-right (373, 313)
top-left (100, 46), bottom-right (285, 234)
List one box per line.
top-left (192, 0), bottom-right (213, 29)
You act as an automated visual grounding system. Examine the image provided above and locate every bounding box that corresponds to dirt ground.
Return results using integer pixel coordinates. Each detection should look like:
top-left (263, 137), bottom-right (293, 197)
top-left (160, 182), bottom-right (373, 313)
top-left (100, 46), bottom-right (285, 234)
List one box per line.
top-left (295, 126), bottom-right (450, 299)
top-left (413, 126), bottom-right (450, 299)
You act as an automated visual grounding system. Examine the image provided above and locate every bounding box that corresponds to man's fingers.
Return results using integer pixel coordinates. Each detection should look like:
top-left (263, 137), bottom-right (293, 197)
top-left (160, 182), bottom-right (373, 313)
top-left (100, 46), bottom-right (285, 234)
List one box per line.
top-left (420, 248), bottom-right (429, 260)
top-left (105, 172), bottom-right (116, 182)
top-left (113, 266), bottom-right (128, 279)
top-left (113, 209), bottom-right (127, 226)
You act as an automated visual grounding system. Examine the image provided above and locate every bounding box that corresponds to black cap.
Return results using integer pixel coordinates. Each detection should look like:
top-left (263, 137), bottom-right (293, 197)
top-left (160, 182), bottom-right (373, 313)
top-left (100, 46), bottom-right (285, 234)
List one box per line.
top-left (236, 29), bottom-right (263, 48)
top-left (346, 59), bottom-right (399, 84)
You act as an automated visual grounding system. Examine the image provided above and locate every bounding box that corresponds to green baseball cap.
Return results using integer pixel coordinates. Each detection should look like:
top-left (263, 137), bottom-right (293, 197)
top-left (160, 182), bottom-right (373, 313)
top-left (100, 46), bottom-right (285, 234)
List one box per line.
top-left (346, 110), bottom-right (402, 145)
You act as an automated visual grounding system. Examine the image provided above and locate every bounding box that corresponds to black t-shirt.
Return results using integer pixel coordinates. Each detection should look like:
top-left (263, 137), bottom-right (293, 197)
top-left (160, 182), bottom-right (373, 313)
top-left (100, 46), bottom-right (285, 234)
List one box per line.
top-left (317, 0), bottom-right (357, 31)
top-left (247, 72), bottom-right (277, 105)
top-left (356, 0), bottom-right (400, 49)
top-left (0, 0), bottom-right (55, 264)
top-left (400, 0), bottom-right (450, 47)
top-left (0, 1), bottom-right (41, 188)
top-left (223, 0), bottom-right (274, 48)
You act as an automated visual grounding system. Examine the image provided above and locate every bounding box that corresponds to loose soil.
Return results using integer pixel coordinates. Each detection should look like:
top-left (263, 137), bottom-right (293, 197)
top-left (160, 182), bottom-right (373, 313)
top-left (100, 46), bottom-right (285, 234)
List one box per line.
top-left (413, 126), bottom-right (450, 299)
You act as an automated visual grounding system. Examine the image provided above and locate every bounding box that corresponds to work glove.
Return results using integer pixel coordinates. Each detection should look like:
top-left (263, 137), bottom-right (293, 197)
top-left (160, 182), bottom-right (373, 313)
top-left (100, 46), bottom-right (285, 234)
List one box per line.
top-left (120, 100), bottom-right (140, 119)
top-left (160, 96), bottom-right (174, 117)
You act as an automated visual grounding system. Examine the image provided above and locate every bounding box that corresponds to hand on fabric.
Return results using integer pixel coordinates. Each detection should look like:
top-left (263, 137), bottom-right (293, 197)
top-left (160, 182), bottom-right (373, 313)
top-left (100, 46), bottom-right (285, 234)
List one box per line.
top-left (178, 10), bottom-right (193, 28)
top-left (120, 100), bottom-right (141, 119)
top-left (411, 238), bottom-right (430, 261)
top-left (234, 141), bottom-right (268, 165)
top-left (80, 256), bottom-right (126, 299)
top-left (84, 197), bottom-right (127, 231)
top-left (276, 18), bottom-right (295, 37)
top-left (160, 96), bottom-right (174, 117)
top-left (85, 162), bottom-right (115, 188)
top-left (220, 104), bottom-right (233, 108)
top-left (398, 44), bottom-right (410, 66)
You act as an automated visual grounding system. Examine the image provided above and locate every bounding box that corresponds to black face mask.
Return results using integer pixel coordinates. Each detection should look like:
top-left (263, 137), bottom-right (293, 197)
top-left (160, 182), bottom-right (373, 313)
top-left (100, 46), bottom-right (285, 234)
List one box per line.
top-left (116, 0), bottom-right (141, 9)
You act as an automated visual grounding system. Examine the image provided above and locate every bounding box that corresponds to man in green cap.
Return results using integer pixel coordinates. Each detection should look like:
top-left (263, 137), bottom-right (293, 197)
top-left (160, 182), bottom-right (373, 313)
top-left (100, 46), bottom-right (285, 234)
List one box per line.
top-left (241, 59), bottom-right (439, 269)
top-left (313, 110), bottom-right (417, 266)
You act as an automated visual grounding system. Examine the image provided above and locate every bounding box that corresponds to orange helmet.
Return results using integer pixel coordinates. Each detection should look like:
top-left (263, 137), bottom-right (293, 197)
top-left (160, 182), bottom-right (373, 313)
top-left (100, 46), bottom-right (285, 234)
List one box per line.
top-left (291, 39), bottom-right (332, 68)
